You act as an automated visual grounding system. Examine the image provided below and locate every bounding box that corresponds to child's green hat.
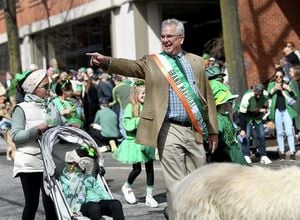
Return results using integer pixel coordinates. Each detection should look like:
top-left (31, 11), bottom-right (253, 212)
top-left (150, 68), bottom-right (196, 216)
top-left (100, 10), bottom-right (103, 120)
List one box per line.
top-left (214, 90), bottom-right (239, 106)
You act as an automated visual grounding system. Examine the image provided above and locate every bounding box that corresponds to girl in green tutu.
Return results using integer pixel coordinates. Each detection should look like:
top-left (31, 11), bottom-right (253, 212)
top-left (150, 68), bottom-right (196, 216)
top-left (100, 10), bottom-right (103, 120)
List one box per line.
top-left (113, 80), bottom-right (158, 208)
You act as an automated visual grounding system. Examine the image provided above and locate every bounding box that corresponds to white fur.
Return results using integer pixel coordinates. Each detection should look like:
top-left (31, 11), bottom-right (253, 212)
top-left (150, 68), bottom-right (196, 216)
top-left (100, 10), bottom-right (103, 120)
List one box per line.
top-left (173, 163), bottom-right (300, 220)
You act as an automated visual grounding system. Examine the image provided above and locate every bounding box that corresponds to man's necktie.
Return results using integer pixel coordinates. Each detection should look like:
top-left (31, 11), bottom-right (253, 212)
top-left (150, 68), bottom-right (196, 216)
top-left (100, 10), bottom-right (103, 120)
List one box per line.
top-left (174, 56), bottom-right (188, 81)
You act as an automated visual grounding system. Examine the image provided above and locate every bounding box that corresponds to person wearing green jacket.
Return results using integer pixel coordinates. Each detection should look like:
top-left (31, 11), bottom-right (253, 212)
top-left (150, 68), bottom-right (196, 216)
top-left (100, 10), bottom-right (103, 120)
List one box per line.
top-left (216, 93), bottom-right (248, 164)
top-left (267, 68), bottom-right (298, 161)
top-left (51, 80), bottom-right (83, 128)
top-left (239, 84), bottom-right (272, 164)
top-left (208, 70), bottom-right (247, 165)
top-left (88, 98), bottom-right (119, 151)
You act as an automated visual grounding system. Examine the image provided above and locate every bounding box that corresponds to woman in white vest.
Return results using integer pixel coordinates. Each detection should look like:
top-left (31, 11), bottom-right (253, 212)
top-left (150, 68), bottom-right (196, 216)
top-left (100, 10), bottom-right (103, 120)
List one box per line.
top-left (11, 69), bottom-right (57, 220)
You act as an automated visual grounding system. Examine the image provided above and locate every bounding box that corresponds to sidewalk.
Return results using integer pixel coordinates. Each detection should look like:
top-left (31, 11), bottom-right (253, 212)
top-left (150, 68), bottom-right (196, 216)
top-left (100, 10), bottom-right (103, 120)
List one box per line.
top-left (265, 138), bottom-right (300, 156)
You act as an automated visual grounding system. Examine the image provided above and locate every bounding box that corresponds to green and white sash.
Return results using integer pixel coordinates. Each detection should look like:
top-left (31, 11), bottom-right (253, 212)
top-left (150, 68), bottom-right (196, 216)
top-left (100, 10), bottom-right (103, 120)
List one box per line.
top-left (151, 52), bottom-right (208, 139)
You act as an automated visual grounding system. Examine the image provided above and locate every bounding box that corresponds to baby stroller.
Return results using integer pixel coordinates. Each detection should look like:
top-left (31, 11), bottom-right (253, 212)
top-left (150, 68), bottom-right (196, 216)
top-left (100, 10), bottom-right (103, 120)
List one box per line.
top-left (39, 126), bottom-right (113, 220)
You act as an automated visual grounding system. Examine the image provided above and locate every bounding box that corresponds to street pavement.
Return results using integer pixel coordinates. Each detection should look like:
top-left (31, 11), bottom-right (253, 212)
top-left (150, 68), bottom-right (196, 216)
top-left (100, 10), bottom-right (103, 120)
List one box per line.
top-left (1, 136), bottom-right (300, 219)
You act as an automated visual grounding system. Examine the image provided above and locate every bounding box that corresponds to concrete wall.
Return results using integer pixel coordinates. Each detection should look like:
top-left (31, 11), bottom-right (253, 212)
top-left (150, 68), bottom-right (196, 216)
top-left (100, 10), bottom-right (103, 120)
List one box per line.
top-left (0, 0), bottom-right (162, 69)
top-left (0, 0), bottom-right (136, 69)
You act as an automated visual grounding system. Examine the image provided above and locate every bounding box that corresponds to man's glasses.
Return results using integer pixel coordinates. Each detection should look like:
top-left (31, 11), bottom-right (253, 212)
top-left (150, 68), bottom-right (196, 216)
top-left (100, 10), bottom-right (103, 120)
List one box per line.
top-left (160, 34), bottom-right (182, 40)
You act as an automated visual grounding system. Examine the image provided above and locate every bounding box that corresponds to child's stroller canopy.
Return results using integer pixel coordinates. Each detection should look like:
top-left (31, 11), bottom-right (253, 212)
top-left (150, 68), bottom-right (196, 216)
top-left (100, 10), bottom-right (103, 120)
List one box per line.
top-left (40, 126), bottom-right (103, 177)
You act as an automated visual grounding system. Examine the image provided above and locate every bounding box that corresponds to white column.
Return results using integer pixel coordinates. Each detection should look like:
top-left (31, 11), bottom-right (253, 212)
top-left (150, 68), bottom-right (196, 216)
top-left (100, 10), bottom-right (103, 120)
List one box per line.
top-left (147, 2), bottom-right (161, 54)
top-left (111, 2), bottom-right (136, 59)
top-left (20, 36), bottom-right (33, 70)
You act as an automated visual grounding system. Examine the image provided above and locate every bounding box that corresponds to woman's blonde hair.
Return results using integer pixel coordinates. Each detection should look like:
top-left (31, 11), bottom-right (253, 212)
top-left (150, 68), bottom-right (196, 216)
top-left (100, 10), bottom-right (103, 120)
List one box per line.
top-left (130, 80), bottom-right (145, 117)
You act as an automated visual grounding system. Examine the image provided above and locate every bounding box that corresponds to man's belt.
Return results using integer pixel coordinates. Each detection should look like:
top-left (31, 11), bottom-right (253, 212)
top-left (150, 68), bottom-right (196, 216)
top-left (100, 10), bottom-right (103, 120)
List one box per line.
top-left (168, 119), bottom-right (191, 127)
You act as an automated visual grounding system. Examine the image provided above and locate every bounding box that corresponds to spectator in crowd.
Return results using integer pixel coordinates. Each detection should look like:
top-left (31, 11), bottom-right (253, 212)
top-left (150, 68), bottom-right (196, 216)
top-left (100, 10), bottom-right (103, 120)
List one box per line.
top-left (217, 56), bottom-right (229, 85)
top-left (59, 71), bottom-right (70, 82)
top-left (47, 67), bottom-right (55, 82)
top-left (239, 83), bottom-right (272, 164)
top-left (206, 66), bottom-right (227, 85)
top-left (210, 86), bottom-right (247, 165)
top-left (276, 57), bottom-right (291, 81)
top-left (113, 81), bottom-right (158, 208)
top-left (284, 45), bottom-right (300, 65)
top-left (110, 75), bottom-right (132, 138)
top-left (87, 18), bottom-right (218, 219)
top-left (206, 65), bottom-right (246, 164)
top-left (2, 71), bottom-right (12, 91)
top-left (0, 88), bottom-right (15, 161)
top-left (206, 66), bottom-right (231, 110)
top-left (89, 98), bottom-right (119, 152)
top-left (83, 74), bottom-right (99, 130)
top-left (208, 57), bottom-right (216, 67)
top-left (51, 80), bottom-right (83, 128)
top-left (283, 45), bottom-right (300, 72)
top-left (48, 72), bottom-right (60, 96)
top-left (86, 67), bottom-right (94, 78)
top-left (286, 41), bottom-right (300, 61)
top-left (202, 53), bottom-right (209, 68)
top-left (289, 65), bottom-right (300, 139)
top-left (70, 68), bottom-right (86, 120)
top-left (97, 73), bottom-right (113, 104)
top-left (12, 69), bottom-right (57, 220)
top-left (267, 68), bottom-right (298, 161)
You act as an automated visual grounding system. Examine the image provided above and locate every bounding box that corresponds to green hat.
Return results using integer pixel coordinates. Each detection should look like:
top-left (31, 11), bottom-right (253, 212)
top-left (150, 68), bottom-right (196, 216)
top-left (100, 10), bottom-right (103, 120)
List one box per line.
top-left (202, 53), bottom-right (209, 59)
top-left (214, 89), bottom-right (239, 105)
top-left (206, 66), bottom-right (225, 80)
top-left (67, 117), bottom-right (83, 128)
top-left (78, 67), bottom-right (87, 73)
top-left (210, 80), bottom-right (230, 97)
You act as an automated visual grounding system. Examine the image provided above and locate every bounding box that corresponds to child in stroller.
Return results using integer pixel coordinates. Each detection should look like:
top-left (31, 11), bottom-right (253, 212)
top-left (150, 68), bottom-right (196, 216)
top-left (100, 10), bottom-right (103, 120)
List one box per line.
top-left (60, 144), bottom-right (125, 220)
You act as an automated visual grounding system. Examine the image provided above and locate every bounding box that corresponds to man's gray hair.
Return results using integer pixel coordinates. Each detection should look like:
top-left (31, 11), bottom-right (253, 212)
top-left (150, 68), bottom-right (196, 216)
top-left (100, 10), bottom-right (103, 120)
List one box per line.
top-left (162, 18), bottom-right (185, 37)
top-left (253, 83), bottom-right (264, 93)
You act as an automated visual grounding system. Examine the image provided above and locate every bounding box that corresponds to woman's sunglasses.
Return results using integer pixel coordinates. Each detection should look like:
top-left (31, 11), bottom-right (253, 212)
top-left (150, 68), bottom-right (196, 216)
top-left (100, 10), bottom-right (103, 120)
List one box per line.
top-left (39, 83), bottom-right (50, 90)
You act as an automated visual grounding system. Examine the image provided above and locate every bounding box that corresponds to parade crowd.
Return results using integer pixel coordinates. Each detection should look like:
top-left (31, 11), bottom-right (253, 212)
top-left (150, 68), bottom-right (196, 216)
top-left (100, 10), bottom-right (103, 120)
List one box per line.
top-left (1, 18), bottom-right (300, 220)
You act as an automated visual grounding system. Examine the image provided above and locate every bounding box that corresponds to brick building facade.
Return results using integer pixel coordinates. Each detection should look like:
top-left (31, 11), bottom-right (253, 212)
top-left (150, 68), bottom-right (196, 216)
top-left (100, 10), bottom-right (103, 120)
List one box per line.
top-left (238, 0), bottom-right (300, 86)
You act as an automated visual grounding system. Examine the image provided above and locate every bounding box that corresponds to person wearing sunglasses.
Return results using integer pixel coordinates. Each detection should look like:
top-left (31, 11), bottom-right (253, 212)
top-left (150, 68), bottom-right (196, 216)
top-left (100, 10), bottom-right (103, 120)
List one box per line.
top-left (11, 69), bottom-right (57, 220)
top-left (267, 68), bottom-right (298, 161)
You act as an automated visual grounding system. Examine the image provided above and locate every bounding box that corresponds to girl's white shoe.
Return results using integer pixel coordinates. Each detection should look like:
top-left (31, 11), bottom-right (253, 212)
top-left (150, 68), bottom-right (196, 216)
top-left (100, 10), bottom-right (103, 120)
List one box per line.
top-left (145, 195), bottom-right (159, 208)
top-left (122, 184), bottom-right (137, 204)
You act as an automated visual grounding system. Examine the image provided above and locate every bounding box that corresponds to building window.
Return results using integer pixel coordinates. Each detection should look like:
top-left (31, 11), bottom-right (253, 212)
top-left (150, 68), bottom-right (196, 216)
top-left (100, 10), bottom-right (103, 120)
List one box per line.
top-left (32, 11), bottom-right (111, 71)
top-left (49, 12), bottom-right (111, 70)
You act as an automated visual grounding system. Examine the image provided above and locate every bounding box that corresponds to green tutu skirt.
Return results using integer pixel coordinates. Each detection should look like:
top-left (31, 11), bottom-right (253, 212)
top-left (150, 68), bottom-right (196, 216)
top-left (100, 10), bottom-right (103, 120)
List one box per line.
top-left (112, 139), bottom-right (155, 164)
